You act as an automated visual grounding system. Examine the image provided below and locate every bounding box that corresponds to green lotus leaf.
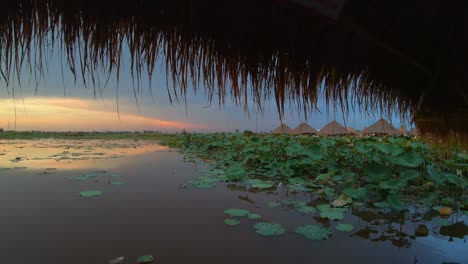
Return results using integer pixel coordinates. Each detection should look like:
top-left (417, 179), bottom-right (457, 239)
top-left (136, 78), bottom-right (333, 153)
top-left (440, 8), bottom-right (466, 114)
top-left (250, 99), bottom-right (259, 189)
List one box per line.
top-left (110, 181), bottom-right (125, 185)
top-left (192, 181), bottom-right (216, 189)
top-left (402, 170), bottom-right (420, 181)
top-left (375, 142), bottom-right (404, 156)
top-left (365, 162), bottom-right (393, 183)
top-left (343, 187), bottom-right (367, 200)
top-left (432, 218), bottom-right (452, 227)
top-left (320, 211), bottom-right (344, 220)
top-left (247, 213), bottom-right (262, 220)
top-left (393, 151), bottom-right (424, 168)
top-left (335, 223), bottom-right (354, 232)
top-left (224, 208), bottom-right (250, 217)
top-left (226, 164), bottom-right (247, 181)
top-left (386, 193), bottom-right (406, 211)
top-left (296, 225), bottom-right (331, 240)
top-left (296, 205), bottom-right (316, 214)
top-left (288, 184), bottom-right (311, 192)
top-left (379, 178), bottom-right (407, 190)
top-left (137, 255), bottom-right (154, 263)
top-left (331, 194), bottom-right (353, 207)
top-left (79, 190), bottom-right (102, 197)
top-left (224, 219), bottom-right (240, 226)
top-left (288, 178), bottom-right (305, 185)
top-left (306, 144), bottom-right (324, 160)
top-left (254, 222), bottom-right (286, 236)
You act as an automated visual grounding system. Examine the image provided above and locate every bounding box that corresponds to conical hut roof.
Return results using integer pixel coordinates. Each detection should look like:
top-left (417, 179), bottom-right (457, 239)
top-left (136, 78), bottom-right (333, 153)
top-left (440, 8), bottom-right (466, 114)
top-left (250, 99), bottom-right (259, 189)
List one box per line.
top-left (292, 123), bottom-right (318, 135)
top-left (318, 121), bottom-right (351, 136)
top-left (271, 124), bottom-right (293, 134)
top-left (346, 127), bottom-right (357, 134)
top-left (362, 118), bottom-right (401, 135)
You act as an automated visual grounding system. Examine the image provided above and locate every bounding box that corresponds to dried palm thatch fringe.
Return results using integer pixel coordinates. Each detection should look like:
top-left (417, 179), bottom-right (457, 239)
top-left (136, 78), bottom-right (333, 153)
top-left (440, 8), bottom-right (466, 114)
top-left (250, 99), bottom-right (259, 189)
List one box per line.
top-left (0, 0), bottom-right (467, 146)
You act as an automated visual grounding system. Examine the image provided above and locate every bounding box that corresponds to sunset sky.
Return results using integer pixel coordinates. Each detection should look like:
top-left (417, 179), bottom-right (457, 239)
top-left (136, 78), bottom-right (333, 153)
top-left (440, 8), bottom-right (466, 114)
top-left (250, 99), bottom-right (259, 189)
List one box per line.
top-left (0, 52), bottom-right (410, 132)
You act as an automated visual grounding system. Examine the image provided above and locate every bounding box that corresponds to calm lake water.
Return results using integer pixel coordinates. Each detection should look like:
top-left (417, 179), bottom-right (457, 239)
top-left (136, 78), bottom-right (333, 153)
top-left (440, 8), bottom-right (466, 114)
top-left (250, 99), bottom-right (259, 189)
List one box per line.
top-left (0, 140), bottom-right (466, 264)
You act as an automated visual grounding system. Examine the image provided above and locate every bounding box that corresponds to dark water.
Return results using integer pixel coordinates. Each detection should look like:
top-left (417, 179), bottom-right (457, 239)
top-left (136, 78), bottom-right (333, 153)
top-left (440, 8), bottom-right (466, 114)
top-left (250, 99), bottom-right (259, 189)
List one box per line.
top-left (0, 140), bottom-right (466, 264)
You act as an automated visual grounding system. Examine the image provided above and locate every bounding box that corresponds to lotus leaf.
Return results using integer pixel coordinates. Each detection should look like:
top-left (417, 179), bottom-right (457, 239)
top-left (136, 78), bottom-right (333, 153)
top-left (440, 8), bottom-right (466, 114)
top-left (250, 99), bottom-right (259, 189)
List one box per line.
top-left (343, 187), bottom-right (367, 200)
top-left (226, 165), bottom-right (247, 181)
top-left (224, 208), bottom-right (250, 217)
top-left (254, 222), bottom-right (286, 236)
top-left (365, 162), bottom-right (393, 183)
top-left (288, 178), bottom-right (305, 185)
top-left (137, 255), bottom-right (154, 263)
top-left (247, 213), bottom-right (262, 220)
top-left (335, 223), bottom-right (354, 232)
top-left (393, 151), bottom-right (424, 168)
top-left (376, 142), bottom-right (404, 156)
top-left (332, 194), bottom-right (353, 207)
top-left (79, 190), bottom-right (102, 197)
top-left (386, 193), bottom-right (406, 211)
top-left (433, 218), bottom-right (452, 227)
top-left (379, 178), bottom-right (407, 190)
top-left (295, 225), bottom-right (331, 240)
top-left (296, 206), bottom-right (316, 214)
top-left (224, 219), bottom-right (240, 226)
top-left (110, 181), bottom-right (125, 185)
top-left (320, 211), bottom-right (344, 220)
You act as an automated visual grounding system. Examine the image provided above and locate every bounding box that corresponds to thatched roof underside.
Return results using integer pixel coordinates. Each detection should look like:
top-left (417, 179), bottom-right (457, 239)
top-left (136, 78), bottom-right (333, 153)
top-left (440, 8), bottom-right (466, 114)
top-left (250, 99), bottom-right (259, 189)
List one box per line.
top-left (292, 122), bottom-right (317, 135)
top-left (362, 118), bottom-right (401, 135)
top-left (271, 124), bottom-right (293, 134)
top-left (318, 121), bottom-right (350, 136)
top-left (0, 0), bottom-right (467, 145)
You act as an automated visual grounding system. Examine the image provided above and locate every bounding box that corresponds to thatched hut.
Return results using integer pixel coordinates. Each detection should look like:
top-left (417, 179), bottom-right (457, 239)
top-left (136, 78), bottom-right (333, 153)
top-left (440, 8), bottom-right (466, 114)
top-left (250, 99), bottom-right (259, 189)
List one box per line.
top-left (271, 124), bottom-right (293, 135)
top-left (292, 122), bottom-right (317, 135)
top-left (318, 121), bottom-right (351, 136)
top-left (0, 1), bottom-right (467, 145)
top-left (362, 118), bottom-right (401, 136)
top-left (346, 127), bottom-right (357, 135)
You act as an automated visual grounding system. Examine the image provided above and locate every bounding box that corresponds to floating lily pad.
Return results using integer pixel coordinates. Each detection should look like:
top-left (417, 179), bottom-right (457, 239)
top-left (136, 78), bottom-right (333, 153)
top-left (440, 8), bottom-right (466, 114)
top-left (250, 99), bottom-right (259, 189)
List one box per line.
top-left (320, 211), bottom-right (344, 220)
top-left (192, 181), bottom-right (216, 189)
top-left (254, 222), bottom-right (286, 236)
top-left (224, 208), bottom-right (250, 217)
top-left (332, 194), bottom-right (353, 207)
top-left (433, 218), bottom-right (452, 227)
top-left (343, 187), bottom-right (367, 200)
top-left (335, 223), bottom-right (354, 232)
top-left (79, 190), bottom-right (102, 197)
top-left (247, 213), bottom-right (262, 220)
top-left (137, 255), bottom-right (154, 263)
top-left (110, 181), bottom-right (125, 185)
top-left (224, 219), bottom-right (240, 226)
top-left (267, 201), bottom-right (282, 208)
top-left (296, 225), bottom-right (331, 240)
top-left (296, 205), bottom-right (316, 214)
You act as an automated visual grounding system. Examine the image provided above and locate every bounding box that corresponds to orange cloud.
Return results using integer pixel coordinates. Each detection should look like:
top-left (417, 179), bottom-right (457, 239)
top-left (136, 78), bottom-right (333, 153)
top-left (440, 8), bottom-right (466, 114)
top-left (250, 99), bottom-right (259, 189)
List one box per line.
top-left (0, 97), bottom-right (204, 131)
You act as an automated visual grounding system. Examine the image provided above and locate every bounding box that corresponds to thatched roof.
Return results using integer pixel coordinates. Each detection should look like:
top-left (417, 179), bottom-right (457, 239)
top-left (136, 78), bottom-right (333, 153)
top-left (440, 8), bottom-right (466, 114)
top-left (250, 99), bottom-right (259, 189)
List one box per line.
top-left (318, 121), bottom-right (351, 136)
top-left (292, 122), bottom-right (317, 135)
top-left (0, 0), bottom-right (467, 145)
top-left (362, 118), bottom-right (401, 135)
top-left (410, 128), bottom-right (421, 136)
top-left (346, 127), bottom-right (357, 134)
top-left (271, 124), bottom-right (293, 134)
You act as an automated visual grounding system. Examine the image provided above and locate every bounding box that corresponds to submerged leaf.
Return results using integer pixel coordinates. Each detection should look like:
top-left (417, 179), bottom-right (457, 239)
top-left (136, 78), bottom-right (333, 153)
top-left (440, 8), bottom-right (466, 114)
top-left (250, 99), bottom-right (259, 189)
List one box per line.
top-left (254, 222), bottom-right (286, 236)
top-left (296, 225), bottom-right (331, 240)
